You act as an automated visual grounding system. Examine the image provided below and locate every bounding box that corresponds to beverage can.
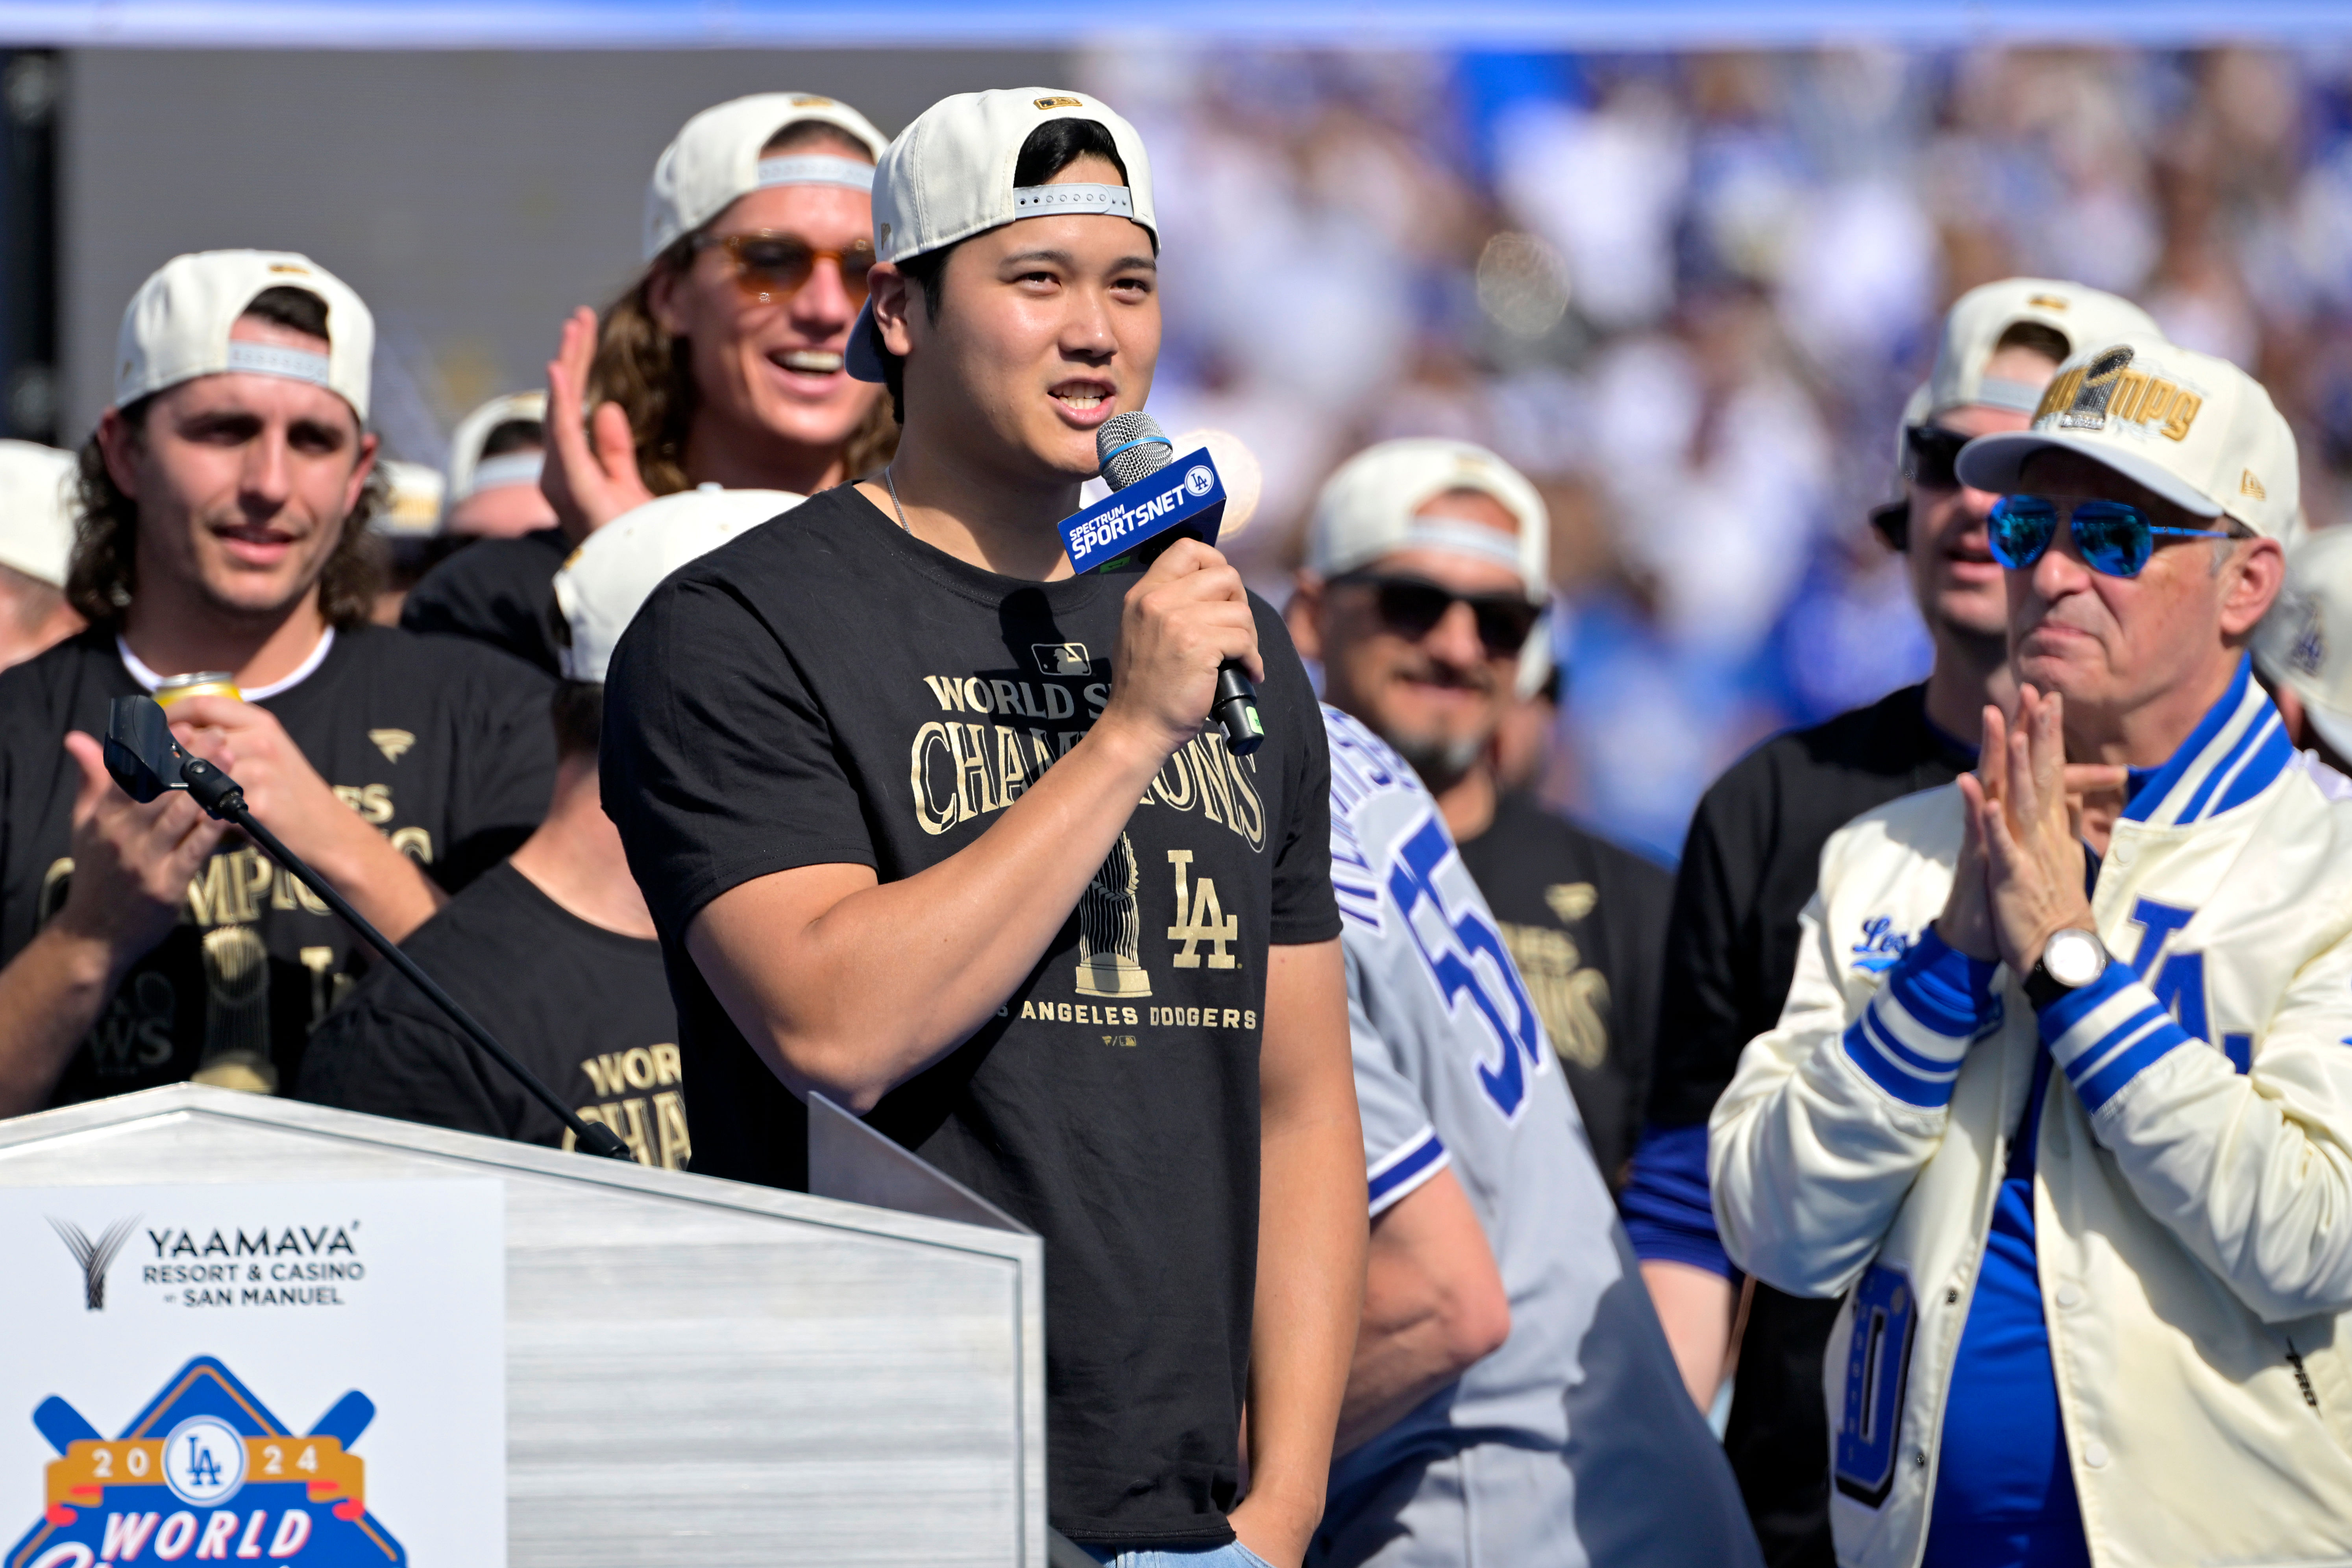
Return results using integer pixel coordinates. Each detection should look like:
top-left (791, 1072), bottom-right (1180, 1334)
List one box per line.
top-left (153, 672), bottom-right (241, 708)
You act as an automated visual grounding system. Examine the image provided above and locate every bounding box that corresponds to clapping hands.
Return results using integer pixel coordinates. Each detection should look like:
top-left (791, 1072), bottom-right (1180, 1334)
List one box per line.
top-left (1936, 686), bottom-right (2125, 975)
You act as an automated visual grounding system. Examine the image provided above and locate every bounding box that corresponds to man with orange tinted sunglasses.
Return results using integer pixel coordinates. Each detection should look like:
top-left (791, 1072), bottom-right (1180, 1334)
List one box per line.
top-left (403, 92), bottom-right (895, 673)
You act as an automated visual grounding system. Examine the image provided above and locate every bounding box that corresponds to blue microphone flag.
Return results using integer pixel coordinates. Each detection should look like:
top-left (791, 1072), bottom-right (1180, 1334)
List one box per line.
top-left (1058, 448), bottom-right (1226, 575)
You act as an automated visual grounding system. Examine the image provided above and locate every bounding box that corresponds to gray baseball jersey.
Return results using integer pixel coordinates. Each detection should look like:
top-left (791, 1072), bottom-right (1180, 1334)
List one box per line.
top-left (1313, 705), bottom-right (1759, 1568)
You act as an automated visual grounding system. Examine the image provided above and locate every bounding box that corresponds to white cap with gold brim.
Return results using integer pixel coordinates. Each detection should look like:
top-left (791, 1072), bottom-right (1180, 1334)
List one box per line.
top-left (0, 440), bottom-right (77, 587)
top-left (115, 250), bottom-right (374, 421)
top-left (644, 92), bottom-right (889, 261)
top-left (553, 487), bottom-right (804, 684)
top-left (2254, 525), bottom-right (2352, 759)
top-left (1956, 335), bottom-right (2298, 539)
top-left (1307, 438), bottom-right (1549, 605)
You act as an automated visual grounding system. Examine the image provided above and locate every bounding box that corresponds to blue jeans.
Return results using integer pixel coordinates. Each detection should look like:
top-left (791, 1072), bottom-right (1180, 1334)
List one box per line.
top-left (1078, 1544), bottom-right (1277, 1568)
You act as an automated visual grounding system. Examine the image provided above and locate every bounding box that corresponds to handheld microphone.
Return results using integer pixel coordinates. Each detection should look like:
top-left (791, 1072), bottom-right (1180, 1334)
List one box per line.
top-left (1064, 412), bottom-right (1265, 756)
top-left (103, 695), bottom-right (637, 1163)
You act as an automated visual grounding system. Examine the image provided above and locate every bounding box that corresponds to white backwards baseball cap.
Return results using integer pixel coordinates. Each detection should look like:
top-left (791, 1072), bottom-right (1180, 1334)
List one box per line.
top-left (0, 440), bottom-right (78, 588)
top-left (448, 391), bottom-right (547, 501)
top-left (846, 88), bottom-right (1156, 384)
top-left (115, 250), bottom-right (374, 421)
top-left (644, 92), bottom-right (889, 261)
top-left (1307, 439), bottom-right (1550, 604)
top-left (1924, 278), bottom-right (2160, 420)
top-left (2254, 526), bottom-right (2352, 759)
top-left (1957, 334), bottom-right (2299, 539)
top-left (553, 486), bottom-right (804, 683)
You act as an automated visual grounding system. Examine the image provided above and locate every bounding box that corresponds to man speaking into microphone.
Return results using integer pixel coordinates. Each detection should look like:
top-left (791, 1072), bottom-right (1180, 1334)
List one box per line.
top-left (600, 89), bottom-right (1365, 1566)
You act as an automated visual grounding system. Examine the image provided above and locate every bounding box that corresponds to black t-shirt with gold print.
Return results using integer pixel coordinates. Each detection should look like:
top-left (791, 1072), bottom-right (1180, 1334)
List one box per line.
top-left (0, 625), bottom-right (556, 1106)
top-left (600, 483), bottom-right (1340, 1550)
top-left (297, 862), bottom-right (682, 1164)
top-left (1454, 790), bottom-right (1673, 1191)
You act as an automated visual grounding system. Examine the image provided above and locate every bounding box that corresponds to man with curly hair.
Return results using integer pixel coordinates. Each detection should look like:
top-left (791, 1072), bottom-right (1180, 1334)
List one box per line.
top-left (0, 251), bottom-right (555, 1115)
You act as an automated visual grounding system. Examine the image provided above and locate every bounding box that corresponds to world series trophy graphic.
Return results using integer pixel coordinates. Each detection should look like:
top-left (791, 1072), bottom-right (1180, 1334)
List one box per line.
top-left (1074, 834), bottom-right (1152, 1000)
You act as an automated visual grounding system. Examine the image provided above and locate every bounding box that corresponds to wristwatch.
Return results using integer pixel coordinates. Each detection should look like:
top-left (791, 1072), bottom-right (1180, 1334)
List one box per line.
top-left (2025, 928), bottom-right (2109, 1010)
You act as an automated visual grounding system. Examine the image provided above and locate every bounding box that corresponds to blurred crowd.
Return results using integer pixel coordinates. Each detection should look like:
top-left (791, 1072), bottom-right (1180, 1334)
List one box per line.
top-left (5, 48), bottom-right (2352, 1568)
top-left (1084, 45), bottom-right (2351, 857)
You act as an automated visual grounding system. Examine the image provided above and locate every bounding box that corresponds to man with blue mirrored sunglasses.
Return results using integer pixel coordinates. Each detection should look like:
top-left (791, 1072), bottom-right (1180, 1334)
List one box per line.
top-left (1626, 277), bottom-right (2157, 1568)
top-left (1984, 494), bottom-right (2232, 579)
top-left (1714, 330), bottom-right (2352, 1568)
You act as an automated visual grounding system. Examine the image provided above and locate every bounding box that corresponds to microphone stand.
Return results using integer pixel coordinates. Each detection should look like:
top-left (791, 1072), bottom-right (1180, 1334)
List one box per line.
top-left (170, 751), bottom-right (637, 1163)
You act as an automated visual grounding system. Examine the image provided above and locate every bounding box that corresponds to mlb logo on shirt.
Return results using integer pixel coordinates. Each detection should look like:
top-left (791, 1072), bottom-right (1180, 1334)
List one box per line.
top-left (1033, 643), bottom-right (1092, 676)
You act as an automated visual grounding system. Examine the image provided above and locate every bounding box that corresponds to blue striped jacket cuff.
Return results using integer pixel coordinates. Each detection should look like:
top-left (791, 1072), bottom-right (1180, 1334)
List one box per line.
top-left (1367, 1126), bottom-right (1449, 1216)
top-left (1622, 1123), bottom-right (1735, 1279)
top-left (2039, 965), bottom-right (2192, 1113)
top-left (1840, 929), bottom-right (1999, 1109)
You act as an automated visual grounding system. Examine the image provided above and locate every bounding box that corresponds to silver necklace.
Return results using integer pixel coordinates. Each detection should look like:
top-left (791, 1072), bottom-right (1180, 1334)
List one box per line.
top-left (884, 465), bottom-right (911, 533)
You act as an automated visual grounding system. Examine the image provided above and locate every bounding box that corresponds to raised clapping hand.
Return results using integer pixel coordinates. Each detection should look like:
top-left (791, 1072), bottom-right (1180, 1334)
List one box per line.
top-left (162, 694), bottom-right (444, 943)
top-left (51, 731), bottom-right (227, 962)
top-left (1936, 686), bottom-right (2125, 975)
top-left (166, 696), bottom-right (357, 857)
top-left (540, 306), bottom-right (656, 539)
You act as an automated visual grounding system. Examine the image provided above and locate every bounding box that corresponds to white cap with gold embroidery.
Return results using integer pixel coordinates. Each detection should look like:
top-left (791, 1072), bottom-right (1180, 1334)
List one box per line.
top-left (553, 486), bottom-right (804, 683)
top-left (0, 440), bottom-right (77, 588)
top-left (115, 250), bottom-right (374, 420)
top-left (2254, 525), bottom-right (2352, 758)
top-left (644, 92), bottom-right (889, 261)
top-left (1956, 335), bottom-right (2298, 538)
top-left (1925, 278), bottom-right (2160, 420)
top-left (1307, 438), bottom-right (1549, 604)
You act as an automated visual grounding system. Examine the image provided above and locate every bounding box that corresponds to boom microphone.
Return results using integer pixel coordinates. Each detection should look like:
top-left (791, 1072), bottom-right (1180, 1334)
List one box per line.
top-left (102, 694), bottom-right (637, 1163)
top-left (1065, 412), bottom-right (1265, 756)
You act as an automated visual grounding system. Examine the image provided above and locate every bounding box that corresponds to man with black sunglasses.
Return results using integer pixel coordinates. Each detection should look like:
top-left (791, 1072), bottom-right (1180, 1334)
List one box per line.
top-left (1291, 438), bottom-right (1755, 1568)
top-left (1620, 277), bottom-right (2156, 1564)
top-left (1287, 438), bottom-right (1673, 1190)
top-left (1714, 335), bottom-right (2352, 1568)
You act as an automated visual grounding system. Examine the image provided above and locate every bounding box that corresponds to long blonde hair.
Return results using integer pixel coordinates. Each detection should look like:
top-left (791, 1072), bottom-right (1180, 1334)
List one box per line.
top-left (586, 120), bottom-right (898, 494)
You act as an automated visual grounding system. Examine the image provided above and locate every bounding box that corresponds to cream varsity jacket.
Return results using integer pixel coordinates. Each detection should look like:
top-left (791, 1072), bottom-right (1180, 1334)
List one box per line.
top-left (1710, 660), bottom-right (2352, 1568)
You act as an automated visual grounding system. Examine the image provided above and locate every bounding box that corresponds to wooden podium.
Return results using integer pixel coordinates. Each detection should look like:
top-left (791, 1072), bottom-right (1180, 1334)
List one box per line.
top-left (0, 1083), bottom-right (1045, 1566)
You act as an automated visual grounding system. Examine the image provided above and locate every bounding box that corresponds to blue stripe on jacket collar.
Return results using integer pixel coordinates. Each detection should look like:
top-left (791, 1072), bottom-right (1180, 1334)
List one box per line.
top-left (2119, 654), bottom-right (2293, 827)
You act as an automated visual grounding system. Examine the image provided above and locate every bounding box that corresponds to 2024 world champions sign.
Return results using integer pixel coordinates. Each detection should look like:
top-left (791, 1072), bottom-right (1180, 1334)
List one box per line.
top-left (6, 1358), bottom-right (402, 1567)
top-left (0, 1181), bottom-right (504, 1568)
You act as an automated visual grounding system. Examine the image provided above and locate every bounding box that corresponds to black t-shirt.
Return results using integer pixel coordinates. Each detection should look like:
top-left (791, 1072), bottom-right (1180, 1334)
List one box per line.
top-left (296, 862), bottom-right (684, 1164)
top-left (1648, 681), bottom-right (1971, 1568)
top-left (1454, 789), bottom-right (1672, 1190)
top-left (400, 527), bottom-right (571, 675)
top-left (0, 625), bottom-right (556, 1106)
top-left (600, 483), bottom-right (1340, 1548)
